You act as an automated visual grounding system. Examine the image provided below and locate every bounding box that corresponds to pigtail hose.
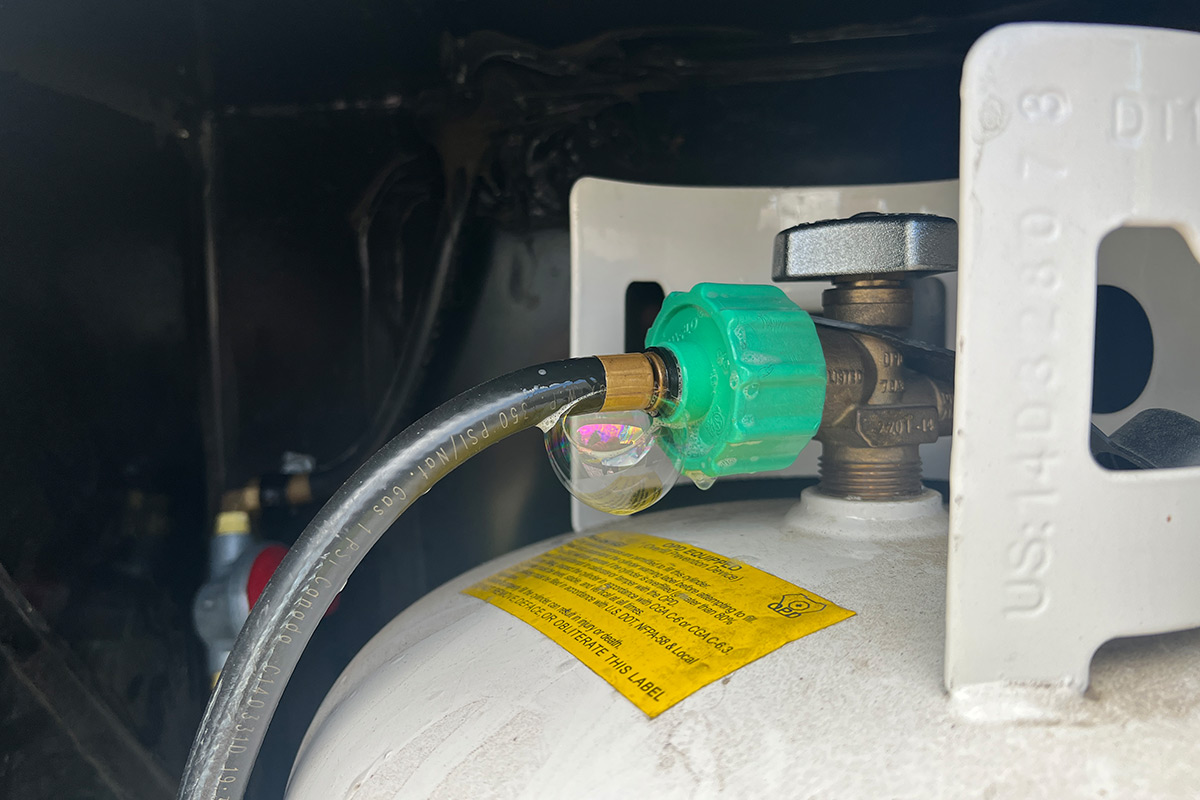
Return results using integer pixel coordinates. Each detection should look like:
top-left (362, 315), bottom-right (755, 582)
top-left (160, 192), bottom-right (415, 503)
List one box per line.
top-left (180, 354), bottom-right (671, 800)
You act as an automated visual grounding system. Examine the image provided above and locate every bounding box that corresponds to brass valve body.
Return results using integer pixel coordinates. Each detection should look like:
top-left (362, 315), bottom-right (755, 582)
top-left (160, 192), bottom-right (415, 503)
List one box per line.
top-left (815, 277), bottom-right (952, 500)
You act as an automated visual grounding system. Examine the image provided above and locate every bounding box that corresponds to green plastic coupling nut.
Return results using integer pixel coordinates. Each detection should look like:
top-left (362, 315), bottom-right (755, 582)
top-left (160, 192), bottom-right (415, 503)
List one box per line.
top-left (645, 283), bottom-right (826, 479)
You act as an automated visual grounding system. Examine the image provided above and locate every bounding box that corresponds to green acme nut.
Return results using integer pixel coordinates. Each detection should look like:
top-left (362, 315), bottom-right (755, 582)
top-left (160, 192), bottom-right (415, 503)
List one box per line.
top-left (645, 283), bottom-right (826, 479)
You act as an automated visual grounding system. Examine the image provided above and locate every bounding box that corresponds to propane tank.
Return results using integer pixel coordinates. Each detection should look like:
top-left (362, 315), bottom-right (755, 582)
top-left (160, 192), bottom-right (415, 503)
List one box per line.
top-left (286, 477), bottom-right (1200, 798)
top-left (289, 491), bottom-right (952, 799)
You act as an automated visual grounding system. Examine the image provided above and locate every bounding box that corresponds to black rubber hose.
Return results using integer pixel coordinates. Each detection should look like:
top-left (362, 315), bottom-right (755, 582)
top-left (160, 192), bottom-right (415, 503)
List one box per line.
top-left (179, 359), bottom-right (608, 800)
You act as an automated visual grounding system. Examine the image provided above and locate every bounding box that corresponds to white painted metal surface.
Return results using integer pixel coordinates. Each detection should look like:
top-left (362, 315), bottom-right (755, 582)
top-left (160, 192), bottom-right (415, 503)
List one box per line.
top-left (569, 178), bottom-right (959, 530)
top-left (288, 493), bottom-right (1200, 799)
top-left (947, 23), bottom-right (1200, 689)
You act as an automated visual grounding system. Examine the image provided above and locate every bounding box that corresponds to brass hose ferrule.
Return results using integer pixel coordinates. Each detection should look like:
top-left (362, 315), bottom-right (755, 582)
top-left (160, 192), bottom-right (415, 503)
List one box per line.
top-left (597, 352), bottom-right (673, 413)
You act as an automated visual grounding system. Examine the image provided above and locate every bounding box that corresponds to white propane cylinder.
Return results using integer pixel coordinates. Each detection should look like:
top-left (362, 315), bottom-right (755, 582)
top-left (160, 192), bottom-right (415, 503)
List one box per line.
top-left (286, 489), bottom-right (1200, 798)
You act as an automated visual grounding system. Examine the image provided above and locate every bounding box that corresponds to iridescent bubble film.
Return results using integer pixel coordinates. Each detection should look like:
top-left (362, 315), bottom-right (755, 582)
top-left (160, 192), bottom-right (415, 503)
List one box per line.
top-left (545, 410), bottom-right (681, 515)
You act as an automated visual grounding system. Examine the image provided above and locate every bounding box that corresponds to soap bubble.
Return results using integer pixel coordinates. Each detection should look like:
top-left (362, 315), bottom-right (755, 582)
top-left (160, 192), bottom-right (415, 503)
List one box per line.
top-left (545, 410), bottom-right (681, 515)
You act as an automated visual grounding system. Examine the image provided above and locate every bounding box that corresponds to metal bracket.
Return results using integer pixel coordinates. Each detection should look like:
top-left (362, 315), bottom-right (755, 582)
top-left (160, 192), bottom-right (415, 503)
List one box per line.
top-left (948, 23), bottom-right (1200, 689)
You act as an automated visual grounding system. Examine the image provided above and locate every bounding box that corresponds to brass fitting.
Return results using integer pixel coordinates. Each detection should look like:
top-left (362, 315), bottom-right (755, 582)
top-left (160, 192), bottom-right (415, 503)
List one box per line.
top-left (815, 278), bottom-right (953, 500)
top-left (220, 474), bottom-right (313, 513)
top-left (597, 351), bottom-right (673, 414)
top-left (823, 277), bottom-right (914, 329)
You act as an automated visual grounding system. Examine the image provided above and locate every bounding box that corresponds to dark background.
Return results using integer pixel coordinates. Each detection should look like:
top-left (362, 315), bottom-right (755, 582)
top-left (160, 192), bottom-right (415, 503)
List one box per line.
top-left (0, 2), bottom-right (1194, 797)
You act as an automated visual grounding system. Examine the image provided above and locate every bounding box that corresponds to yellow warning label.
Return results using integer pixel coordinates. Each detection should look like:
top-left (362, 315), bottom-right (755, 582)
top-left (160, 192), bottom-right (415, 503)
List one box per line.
top-left (463, 532), bottom-right (854, 717)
